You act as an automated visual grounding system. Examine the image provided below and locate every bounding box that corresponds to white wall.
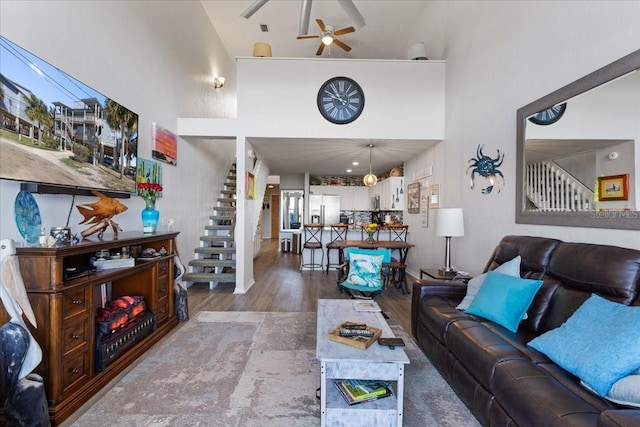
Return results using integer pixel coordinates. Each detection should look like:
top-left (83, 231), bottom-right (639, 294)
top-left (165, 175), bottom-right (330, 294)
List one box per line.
top-left (403, 1), bottom-right (640, 275)
top-left (0, 1), bottom-right (237, 261)
top-left (237, 57), bottom-right (445, 139)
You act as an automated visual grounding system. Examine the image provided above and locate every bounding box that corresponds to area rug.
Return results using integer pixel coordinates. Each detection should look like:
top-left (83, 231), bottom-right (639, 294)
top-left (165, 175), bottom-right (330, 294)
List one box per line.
top-left (70, 311), bottom-right (480, 427)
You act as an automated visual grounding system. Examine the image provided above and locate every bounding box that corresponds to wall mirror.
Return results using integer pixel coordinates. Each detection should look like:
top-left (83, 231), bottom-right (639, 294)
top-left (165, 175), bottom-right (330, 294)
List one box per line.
top-left (281, 190), bottom-right (304, 230)
top-left (516, 49), bottom-right (640, 230)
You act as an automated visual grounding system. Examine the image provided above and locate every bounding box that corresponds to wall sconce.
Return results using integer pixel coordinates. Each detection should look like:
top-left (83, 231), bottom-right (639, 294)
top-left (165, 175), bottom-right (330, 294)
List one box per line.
top-left (213, 77), bottom-right (225, 89)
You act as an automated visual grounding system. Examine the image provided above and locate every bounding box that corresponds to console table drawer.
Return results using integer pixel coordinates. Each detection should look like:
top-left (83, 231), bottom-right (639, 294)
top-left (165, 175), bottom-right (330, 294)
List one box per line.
top-left (63, 287), bottom-right (89, 320)
top-left (62, 351), bottom-right (89, 393)
top-left (62, 319), bottom-right (89, 355)
top-left (156, 295), bottom-right (169, 322)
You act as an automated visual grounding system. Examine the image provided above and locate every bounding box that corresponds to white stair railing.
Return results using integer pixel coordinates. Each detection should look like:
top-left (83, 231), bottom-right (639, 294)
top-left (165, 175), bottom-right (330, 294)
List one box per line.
top-left (526, 161), bottom-right (594, 211)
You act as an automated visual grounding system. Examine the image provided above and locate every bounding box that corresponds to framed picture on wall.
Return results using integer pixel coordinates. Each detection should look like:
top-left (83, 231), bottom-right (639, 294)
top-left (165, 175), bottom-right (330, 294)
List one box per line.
top-left (152, 123), bottom-right (177, 165)
top-left (407, 182), bottom-right (420, 214)
top-left (247, 172), bottom-right (256, 200)
top-left (597, 174), bottom-right (629, 201)
top-left (428, 184), bottom-right (440, 209)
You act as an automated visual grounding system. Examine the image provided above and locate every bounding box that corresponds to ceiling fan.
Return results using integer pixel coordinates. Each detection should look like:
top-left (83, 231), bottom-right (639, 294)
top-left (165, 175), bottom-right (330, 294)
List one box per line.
top-left (297, 19), bottom-right (355, 55)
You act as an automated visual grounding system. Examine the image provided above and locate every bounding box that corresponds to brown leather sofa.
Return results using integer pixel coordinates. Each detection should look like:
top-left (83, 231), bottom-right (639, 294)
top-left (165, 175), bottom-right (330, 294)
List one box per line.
top-left (411, 235), bottom-right (640, 426)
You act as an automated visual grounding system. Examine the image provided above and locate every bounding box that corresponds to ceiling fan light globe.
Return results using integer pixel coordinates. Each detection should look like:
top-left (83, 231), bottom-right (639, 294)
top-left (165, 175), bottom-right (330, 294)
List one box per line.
top-left (363, 173), bottom-right (378, 187)
top-left (321, 35), bottom-right (333, 46)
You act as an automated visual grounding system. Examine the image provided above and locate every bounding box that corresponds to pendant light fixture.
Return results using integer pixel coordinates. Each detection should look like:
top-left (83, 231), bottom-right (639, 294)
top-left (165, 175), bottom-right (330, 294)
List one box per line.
top-left (363, 144), bottom-right (378, 187)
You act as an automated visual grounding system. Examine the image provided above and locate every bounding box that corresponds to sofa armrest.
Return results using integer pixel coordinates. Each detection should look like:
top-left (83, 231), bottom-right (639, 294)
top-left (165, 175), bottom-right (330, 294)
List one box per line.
top-left (412, 279), bottom-right (468, 299)
top-left (411, 279), bottom-right (468, 337)
top-left (598, 410), bottom-right (640, 427)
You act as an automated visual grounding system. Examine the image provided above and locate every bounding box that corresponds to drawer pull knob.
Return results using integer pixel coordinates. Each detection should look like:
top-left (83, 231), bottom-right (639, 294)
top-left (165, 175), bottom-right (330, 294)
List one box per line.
top-left (71, 369), bottom-right (80, 374)
top-left (72, 299), bottom-right (82, 304)
top-left (72, 335), bottom-right (81, 339)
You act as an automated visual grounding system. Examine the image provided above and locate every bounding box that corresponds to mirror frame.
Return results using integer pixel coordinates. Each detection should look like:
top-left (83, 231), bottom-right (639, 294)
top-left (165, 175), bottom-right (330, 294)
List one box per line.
top-left (516, 49), bottom-right (640, 230)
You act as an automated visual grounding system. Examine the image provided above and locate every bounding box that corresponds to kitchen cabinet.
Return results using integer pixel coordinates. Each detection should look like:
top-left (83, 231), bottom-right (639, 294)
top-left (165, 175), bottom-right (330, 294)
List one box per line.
top-left (376, 177), bottom-right (404, 211)
top-left (1, 232), bottom-right (180, 426)
top-left (310, 185), bottom-right (369, 211)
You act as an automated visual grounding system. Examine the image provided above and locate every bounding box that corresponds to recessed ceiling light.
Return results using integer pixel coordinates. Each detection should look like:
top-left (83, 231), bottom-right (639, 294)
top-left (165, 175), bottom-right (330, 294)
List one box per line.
top-left (352, 161), bottom-right (359, 166)
top-left (346, 169), bottom-right (352, 173)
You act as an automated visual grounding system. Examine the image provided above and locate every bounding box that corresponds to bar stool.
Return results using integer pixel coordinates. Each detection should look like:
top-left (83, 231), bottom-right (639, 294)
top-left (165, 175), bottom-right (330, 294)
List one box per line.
top-left (301, 224), bottom-right (324, 273)
top-left (325, 224), bottom-right (349, 274)
top-left (387, 224), bottom-right (409, 293)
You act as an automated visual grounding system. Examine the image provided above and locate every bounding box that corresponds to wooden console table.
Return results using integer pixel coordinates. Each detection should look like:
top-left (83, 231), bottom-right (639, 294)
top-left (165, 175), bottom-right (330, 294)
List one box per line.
top-left (0, 232), bottom-right (180, 426)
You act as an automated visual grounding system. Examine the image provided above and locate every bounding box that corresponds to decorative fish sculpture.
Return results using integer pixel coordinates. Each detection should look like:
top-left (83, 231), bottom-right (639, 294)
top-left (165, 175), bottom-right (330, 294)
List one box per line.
top-left (76, 191), bottom-right (128, 224)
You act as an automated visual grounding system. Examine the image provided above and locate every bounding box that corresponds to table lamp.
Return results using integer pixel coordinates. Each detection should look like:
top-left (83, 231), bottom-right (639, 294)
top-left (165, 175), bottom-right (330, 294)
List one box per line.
top-left (434, 208), bottom-right (465, 277)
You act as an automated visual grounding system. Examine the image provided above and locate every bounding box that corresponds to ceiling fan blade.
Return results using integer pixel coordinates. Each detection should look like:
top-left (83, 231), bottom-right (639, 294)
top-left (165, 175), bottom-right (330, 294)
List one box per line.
top-left (316, 43), bottom-right (325, 56)
top-left (240, 0), bottom-right (268, 19)
top-left (337, 0), bottom-right (366, 28)
top-left (316, 18), bottom-right (327, 33)
top-left (333, 38), bottom-right (352, 52)
top-left (334, 26), bottom-right (355, 36)
top-left (297, 35), bottom-right (320, 40)
top-left (298, 0), bottom-right (312, 36)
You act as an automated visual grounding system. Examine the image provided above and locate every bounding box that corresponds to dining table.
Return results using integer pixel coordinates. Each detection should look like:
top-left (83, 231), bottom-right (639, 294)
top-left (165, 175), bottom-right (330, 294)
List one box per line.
top-left (332, 240), bottom-right (415, 294)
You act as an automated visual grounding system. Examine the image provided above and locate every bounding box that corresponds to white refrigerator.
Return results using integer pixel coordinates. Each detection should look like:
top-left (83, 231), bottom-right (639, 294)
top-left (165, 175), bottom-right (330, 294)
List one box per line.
top-left (309, 194), bottom-right (340, 225)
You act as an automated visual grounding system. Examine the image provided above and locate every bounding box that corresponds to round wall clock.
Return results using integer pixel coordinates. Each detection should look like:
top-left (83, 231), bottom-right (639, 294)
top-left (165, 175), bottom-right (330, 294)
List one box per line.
top-left (317, 76), bottom-right (364, 124)
top-left (528, 102), bottom-right (567, 125)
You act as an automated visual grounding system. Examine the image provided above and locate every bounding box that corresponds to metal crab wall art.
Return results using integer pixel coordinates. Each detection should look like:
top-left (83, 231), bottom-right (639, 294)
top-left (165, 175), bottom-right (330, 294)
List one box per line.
top-left (467, 145), bottom-right (505, 194)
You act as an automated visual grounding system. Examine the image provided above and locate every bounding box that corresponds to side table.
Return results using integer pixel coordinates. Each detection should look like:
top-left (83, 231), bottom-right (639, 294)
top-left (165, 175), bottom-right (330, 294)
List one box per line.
top-left (420, 268), bottom-right (472, 282)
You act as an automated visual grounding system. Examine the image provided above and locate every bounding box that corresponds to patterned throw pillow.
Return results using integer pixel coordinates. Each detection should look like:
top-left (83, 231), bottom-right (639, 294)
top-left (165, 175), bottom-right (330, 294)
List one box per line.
top-left (345, 253), bottom-right (384, 288)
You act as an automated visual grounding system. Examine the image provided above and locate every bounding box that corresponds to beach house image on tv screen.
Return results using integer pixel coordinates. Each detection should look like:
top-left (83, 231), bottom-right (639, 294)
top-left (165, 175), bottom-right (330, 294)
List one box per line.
top-left (0, 35), bottom-right (138, 197)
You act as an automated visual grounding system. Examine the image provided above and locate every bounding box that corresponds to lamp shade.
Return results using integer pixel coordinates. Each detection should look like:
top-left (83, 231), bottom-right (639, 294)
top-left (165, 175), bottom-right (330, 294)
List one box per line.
top-left (252, 42), bottom-right (272, 57)
top-left (435, 208), bottom-right (464, 237)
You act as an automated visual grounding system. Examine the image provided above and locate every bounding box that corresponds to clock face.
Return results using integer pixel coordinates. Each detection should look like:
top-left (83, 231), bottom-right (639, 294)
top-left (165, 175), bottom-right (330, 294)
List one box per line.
top-left (528, 102), bottom-right (567, 125)
top-left (317, 77), bottom-right (364, 124)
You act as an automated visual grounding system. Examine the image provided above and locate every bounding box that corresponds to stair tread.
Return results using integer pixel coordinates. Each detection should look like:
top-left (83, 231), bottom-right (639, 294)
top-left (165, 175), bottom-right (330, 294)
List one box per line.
top-left (214, 206), bottom-right (236, 211)
top-left (200, 235), bottom-right (234, 241)
top-left (189, 259), bottom-right (236, 267)
top-left (205, 225), bottom-right (233, 230)
top-left (183, 272), bottom-right (236, 282)
top-left (195, 247), bottom-right (236, 254)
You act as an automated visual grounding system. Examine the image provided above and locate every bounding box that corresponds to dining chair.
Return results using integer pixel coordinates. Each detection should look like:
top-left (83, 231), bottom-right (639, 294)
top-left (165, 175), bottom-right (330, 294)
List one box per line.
top-left (325, 224), bottom-right (349, 274)
top-left (337, 247), bottom-right (391, 299)
top-left (301, 224), bottom-right (324, 273)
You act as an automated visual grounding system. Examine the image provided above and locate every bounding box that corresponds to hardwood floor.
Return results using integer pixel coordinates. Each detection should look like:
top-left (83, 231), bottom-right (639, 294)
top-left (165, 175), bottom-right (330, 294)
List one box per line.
top-left (187, 238), bottom-right (415, 334)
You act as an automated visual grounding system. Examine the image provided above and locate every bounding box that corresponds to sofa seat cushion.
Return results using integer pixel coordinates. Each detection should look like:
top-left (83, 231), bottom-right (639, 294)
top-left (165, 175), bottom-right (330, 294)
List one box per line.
top-left (446, 319), bottom-right (528, 390)
top-left (492, 359), bottom-right (602, 427)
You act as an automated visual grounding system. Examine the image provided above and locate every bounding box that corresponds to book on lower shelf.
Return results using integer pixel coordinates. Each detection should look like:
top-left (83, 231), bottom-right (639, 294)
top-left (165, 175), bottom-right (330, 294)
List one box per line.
top-left (334, 379), bottom-right (394, 406)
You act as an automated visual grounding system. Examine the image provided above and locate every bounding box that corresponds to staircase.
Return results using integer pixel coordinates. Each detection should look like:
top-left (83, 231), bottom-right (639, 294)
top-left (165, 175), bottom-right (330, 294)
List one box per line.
top-left (525, 161), bottom-right (594, 211)
top-left (183, 163), bottom-right (237, 288)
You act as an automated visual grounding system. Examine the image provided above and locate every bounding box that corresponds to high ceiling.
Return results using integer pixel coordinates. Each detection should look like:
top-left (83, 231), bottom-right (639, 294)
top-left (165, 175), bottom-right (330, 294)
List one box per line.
top-left (200, 0), bottom-right (434, 177)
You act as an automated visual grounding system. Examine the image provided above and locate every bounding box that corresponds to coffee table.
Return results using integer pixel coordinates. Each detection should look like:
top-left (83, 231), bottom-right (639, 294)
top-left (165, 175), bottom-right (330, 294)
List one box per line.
top-left (316, 299), bottom-right (410, 426)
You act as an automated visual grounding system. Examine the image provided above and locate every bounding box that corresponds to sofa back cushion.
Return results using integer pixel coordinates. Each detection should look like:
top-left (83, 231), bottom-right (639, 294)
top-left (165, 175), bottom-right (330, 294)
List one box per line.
top-left (534, 242), bottom-right (640, 334)
top-left (485, 236), bottom-right (560, 280)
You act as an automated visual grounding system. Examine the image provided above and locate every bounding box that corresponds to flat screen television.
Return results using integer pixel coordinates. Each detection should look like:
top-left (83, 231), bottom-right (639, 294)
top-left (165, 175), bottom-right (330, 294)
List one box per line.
top-left (0, 35), bottom-right (137, 198)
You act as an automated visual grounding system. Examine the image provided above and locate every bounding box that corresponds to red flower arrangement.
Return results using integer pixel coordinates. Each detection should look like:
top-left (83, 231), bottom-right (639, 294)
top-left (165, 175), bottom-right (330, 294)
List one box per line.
top-left (137, 181), bottom-right (163, 206)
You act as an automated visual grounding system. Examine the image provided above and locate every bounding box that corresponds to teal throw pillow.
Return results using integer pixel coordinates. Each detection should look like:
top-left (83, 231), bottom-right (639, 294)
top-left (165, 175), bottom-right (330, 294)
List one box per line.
top-left (345, 253), bottom-right (384, 288)
top-left (466, 271), bottom-right (543, 333)
top-left (457, 255), bottom-right (521, 311)
top-left (528, 294), bottom-right (640, 396)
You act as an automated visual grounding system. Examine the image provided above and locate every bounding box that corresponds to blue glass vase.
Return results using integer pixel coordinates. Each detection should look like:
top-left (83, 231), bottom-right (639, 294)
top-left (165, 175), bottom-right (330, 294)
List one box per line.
top-left (141, 201), bottom-right (159, 233)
